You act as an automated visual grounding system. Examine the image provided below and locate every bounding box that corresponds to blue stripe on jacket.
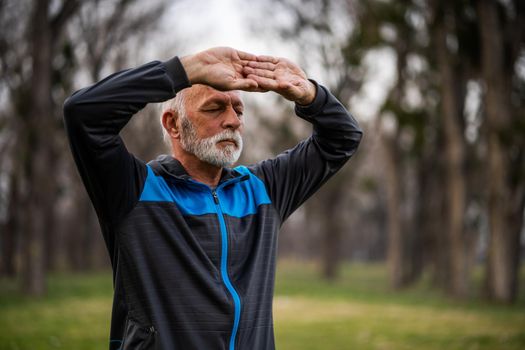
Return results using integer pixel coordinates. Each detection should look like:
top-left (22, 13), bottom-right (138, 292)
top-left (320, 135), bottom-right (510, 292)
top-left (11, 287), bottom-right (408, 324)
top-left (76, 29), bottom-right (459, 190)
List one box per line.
top-left (139, 165), bottom-right (271, 217)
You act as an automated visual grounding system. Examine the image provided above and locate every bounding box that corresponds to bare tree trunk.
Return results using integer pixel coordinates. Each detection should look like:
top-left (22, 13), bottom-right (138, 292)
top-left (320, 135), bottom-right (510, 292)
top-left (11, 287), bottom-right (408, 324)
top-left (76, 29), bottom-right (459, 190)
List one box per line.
top-left (383, 34), bottom-right (422, 288)
top-left (419, 141), bottom-right (449, 289)
top-left (21, 0), bottom-right (53, 296)
top-left (478, 0), bottom-right (524, 303)
top-left (1, 172), bottom-right (19, 277)
top-left (44, 143), bottom-right (59, 272)
top-left (433, 2), bottom-right (468, 298)
top-left (320, 181), bottom-right (344, 280)
top-left (383, 128), bottom-right (407, 288)
top-left (20, 0), bottom-right (80, 295)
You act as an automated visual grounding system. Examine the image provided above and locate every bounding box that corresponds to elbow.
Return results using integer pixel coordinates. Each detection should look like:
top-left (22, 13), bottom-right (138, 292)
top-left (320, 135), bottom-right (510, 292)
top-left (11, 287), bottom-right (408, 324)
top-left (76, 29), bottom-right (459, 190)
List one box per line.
top-left (63, 86), bottom-right (90, 122)
top-left (345, 117), bottom-right (364, 150)
top-left (62, 97), bottom-right (76, 134)
top-left (340, 126), bottom-right (363, 159)
top-left (353, 126), bottom-right (364, 144)
top-left (63, 94), bottom-right (78, 122)
top-left (351, 111), bottom-right (364, 142)
top-left (63, 95), bottom-right (75, 122)
top-left (62, 93), bottom-right (86, 134)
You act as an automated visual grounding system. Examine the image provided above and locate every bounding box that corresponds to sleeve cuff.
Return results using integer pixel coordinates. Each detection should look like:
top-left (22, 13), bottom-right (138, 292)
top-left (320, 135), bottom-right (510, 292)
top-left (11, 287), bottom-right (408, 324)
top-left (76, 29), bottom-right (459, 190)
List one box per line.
top-left (294, 80), bottom-right (328, 118)
top-left (163, 56), bottom-right (192, 94)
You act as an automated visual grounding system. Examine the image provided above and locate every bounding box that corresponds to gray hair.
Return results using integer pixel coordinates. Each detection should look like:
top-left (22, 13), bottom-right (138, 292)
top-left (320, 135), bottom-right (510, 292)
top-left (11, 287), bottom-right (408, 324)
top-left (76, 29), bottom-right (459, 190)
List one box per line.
top-left (160, 90), bottom-right (187, 145)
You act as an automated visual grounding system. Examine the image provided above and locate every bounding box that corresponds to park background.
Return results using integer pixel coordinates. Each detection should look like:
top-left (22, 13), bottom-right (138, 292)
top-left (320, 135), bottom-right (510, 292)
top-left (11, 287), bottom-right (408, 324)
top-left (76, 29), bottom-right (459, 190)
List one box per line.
top-left (0, 0), bottom-right (524, 349)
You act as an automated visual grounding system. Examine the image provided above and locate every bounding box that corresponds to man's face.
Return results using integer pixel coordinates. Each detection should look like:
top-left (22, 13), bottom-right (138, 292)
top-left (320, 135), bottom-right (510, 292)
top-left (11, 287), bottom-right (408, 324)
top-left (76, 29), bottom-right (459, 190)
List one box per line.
top-left (178, 85), bottom-right (244, 168)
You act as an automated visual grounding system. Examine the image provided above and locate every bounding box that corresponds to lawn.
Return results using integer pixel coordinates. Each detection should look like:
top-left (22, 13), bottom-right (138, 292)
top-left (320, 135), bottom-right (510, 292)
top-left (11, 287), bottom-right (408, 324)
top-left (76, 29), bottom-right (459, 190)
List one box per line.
top-left (1, 262), bottom-right (524, 349)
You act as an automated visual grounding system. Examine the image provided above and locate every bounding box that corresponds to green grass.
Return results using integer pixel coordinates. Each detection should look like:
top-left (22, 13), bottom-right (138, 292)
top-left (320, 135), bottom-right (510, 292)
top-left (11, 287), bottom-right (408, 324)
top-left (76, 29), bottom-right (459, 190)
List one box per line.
top-left (274, 261), bottom-right (525, 349)
top-left (1, 262), bottom-right (524, 350)
top-left (0, 273), bottom-right (112, 350)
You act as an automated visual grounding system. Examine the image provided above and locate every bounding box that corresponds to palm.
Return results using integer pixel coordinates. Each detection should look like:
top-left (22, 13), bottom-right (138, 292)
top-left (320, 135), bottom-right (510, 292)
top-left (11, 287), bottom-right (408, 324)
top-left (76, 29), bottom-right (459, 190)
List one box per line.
top-left (273, 60), bottom-right (310, 100)
top-left (194, 47), bottom-right (257, 91)
top-left (243, 56), bottom-right (316, 104)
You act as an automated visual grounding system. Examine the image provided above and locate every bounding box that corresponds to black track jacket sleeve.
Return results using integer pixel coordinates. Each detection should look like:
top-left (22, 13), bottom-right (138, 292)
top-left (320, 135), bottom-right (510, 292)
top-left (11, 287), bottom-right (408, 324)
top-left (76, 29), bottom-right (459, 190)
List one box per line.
top-left (249, 82), bottom-right (363, 222)
top-left (63, 57), bottom-right (190, 239)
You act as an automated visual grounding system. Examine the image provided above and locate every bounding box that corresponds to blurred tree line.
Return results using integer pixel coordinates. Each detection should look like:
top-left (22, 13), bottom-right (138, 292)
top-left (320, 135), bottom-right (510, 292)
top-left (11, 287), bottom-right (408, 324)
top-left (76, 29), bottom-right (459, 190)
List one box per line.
top-left (0, 0), bottom-right (524, 305)
top-left (254, 0), bottom-right (524, 303)
top-left (0, 0), bottom-right (169, 296)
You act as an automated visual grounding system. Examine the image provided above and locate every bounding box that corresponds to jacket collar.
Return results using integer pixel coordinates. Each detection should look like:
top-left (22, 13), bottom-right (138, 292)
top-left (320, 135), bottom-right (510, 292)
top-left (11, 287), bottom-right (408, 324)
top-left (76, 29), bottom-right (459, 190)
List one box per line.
top-left (147, 154), bottom-right (242, 184)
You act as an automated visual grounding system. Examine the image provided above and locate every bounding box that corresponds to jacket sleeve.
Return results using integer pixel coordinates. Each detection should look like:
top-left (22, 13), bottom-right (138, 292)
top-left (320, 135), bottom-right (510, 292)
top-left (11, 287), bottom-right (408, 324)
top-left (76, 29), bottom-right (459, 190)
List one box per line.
top-left (248, 81), bottom-right (363, 223)
top-left (63, 57), bottom-right (190, 231)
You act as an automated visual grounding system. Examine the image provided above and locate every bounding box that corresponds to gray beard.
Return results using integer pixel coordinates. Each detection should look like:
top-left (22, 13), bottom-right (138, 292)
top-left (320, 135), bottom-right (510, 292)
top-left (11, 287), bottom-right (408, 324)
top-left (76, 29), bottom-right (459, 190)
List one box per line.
top-left (179, 117), bottom-right (243, 168)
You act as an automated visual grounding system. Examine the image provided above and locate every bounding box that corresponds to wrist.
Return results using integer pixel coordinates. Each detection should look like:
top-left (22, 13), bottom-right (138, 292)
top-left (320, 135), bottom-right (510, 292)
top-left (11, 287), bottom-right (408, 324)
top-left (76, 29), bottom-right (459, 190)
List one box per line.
top-left (180, 54), bottom-right (202, 85)
top-left (296, 80), bottom-right (317, 106)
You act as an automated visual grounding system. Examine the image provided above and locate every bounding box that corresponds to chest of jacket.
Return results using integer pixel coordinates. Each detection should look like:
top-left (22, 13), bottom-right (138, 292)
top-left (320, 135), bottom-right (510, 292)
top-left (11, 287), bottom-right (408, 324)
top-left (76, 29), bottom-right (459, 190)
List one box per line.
top-left (113, 165), bottom-right (280, 349)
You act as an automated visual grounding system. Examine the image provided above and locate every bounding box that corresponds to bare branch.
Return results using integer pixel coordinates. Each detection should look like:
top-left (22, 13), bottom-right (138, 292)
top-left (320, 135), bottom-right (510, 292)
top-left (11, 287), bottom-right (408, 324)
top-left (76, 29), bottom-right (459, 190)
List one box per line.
top-left (51, 0), bottom-right (81, 37)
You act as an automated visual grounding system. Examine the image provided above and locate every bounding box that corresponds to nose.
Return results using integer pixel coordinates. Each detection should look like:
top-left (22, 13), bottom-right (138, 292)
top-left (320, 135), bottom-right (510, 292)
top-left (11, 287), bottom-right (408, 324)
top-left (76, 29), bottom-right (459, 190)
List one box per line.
top-left (222, 106), bottom-right (242, 130)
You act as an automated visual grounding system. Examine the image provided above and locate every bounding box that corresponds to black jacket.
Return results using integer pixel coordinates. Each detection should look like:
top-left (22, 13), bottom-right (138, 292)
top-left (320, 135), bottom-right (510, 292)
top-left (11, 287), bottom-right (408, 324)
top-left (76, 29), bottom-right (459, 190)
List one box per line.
top-left (63, 56), bottom-right (362, 350)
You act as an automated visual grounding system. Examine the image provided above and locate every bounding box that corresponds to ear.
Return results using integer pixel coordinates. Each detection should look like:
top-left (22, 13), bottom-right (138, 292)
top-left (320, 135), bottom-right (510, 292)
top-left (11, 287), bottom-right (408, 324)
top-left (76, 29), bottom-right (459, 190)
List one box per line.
top-left (162, 111), bottom-right (180, 140)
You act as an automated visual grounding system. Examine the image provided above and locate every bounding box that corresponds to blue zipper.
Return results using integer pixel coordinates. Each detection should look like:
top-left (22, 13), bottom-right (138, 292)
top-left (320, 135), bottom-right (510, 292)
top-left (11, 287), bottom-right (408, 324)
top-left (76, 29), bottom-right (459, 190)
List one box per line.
top-left (170, 175), bottom-right (246, 349)
top-left (212, 189), bottom-right (241, 350)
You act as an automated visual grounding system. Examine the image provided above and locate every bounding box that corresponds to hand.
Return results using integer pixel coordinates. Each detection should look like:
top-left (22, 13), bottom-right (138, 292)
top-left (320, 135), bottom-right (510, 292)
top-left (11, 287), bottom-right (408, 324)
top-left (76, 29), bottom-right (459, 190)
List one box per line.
top-left (180, 47), bottom-right (259, 91)
top-left (243, 56), bottom-right (316, 105)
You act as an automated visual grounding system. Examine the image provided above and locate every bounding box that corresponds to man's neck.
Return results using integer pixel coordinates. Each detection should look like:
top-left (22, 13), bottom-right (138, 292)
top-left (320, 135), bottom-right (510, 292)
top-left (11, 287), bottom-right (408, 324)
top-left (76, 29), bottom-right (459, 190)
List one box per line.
top-left (173, 151), bottom-right (223, 187)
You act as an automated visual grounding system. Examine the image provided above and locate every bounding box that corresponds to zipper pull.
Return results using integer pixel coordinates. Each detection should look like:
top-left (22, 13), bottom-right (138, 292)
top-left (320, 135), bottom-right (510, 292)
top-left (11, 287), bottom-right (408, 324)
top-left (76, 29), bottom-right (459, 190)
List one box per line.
top-left (212, 191), bottom-right (219, 204)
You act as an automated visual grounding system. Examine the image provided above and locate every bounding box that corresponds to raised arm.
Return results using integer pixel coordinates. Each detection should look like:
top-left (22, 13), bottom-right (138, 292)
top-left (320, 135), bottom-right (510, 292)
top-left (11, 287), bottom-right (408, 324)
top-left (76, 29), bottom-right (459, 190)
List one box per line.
top-left (244, 55), bottom-right (363, 222)
top-left (63, 48), bottom-right (260, 235)
top-left (63, 58), bottom-right (184, 232)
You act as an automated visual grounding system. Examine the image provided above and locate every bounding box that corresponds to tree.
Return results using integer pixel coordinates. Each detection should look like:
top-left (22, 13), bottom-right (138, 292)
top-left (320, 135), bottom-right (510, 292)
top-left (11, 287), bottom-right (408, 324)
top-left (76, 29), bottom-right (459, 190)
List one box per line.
top-left (0, 0), bottom-right (172, 294)
top-left (430, 0), bottom-right (469, 297)
top-left (340, 0), bottom-right (440, 289)
top-left (20, 0), bottom-right (81, 296)
top-left (258, 0), bottom-right (523, 301)
top-left (478, 0), bottom-right (525, 303)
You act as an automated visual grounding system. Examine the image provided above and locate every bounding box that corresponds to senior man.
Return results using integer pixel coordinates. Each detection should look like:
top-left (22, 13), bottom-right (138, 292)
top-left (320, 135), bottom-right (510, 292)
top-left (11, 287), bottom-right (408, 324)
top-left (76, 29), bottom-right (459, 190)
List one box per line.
top-left (63, 47), bottom-right (362, 350)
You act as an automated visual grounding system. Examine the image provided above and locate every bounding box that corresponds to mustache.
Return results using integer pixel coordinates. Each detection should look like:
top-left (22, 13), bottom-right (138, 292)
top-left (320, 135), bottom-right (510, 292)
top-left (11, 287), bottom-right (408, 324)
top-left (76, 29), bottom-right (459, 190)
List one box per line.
top-left (209, 130), bottom-right (242, 147)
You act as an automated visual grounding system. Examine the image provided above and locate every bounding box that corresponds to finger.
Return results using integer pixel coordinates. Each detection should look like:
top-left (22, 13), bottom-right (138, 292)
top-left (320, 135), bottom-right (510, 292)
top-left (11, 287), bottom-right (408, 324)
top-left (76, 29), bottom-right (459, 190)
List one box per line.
top-left (243, 66), bottom-right (275, 79)
top-left (244, 86), bottom-right (267, 93)
top-left (236, 49), bottom-right (258, 61)
top-left (256, 55), bottom-right (279, 64)
top-left (249, 87), bottom-right (270, 93)
top-left (247, 74), bottom-right (280, 91)
top-left (233, 62), bottom-right (246, 72)
top-left (229, 77), bottom-right (259, 91)
top-left (234, 60), bottom-right (258, 72)
top-left (247, 61), bottom-right (276, 71)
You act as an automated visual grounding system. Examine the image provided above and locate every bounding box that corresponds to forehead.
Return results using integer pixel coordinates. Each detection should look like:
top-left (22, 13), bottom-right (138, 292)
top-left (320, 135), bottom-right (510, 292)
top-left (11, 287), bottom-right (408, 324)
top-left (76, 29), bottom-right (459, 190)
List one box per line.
top-left (186, 84), bottom-right (243, 108)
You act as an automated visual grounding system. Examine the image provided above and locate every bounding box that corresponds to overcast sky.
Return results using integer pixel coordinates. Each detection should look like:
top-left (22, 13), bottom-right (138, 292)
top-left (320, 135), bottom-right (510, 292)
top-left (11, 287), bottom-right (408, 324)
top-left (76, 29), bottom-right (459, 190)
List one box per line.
top-left (143, 0), bottom-right (396, 122)
top-left (153, 0), bottom-right (296, 59)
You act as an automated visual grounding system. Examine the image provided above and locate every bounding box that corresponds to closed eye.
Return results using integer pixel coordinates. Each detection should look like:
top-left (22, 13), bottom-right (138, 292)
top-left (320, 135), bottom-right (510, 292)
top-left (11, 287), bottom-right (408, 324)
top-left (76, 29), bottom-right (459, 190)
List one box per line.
top-left (203, 106), bottom-right (223, 113)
